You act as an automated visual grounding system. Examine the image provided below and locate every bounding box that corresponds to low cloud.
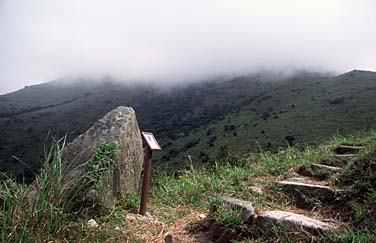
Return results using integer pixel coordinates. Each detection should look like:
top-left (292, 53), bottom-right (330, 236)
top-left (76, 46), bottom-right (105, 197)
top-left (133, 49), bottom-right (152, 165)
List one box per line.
top-left (0, 0), bottom-right (375, 93)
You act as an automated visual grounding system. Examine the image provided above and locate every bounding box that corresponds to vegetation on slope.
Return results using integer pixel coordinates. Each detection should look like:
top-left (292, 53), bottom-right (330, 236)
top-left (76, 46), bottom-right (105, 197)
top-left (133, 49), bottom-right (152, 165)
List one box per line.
top-left (147, 131), bottom-right (376, 242)
top-left (1, 70), bottom-right (376, 181)
top-left (1, 131), bottom-right (376, 242)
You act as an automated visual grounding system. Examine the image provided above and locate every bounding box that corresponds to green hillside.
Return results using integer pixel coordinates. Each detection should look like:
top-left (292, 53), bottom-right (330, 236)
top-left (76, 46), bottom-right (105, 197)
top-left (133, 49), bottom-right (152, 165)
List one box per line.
top-left (1, 129), bottom-right (375, 242)
top-left (1, 70), bottom-right (376, 179)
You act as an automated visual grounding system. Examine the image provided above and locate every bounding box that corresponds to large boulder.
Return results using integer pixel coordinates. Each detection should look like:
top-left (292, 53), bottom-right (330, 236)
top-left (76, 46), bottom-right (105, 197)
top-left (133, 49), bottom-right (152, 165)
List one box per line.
top-left (63, 106), bottom-right (143, 209)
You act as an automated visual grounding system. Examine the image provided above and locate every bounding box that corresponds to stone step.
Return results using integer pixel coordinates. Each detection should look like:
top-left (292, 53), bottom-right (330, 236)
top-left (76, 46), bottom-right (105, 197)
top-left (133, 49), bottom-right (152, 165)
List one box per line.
top-left (277, 180), bottom-right (344, 202)
top-left (334, 145), bottom-right (364, 154)
top-left (311, 163), bottom-right (341, 172)
top-left (332, 154), bottom-right (357, 162)
top-left (255, 210), bottom-right (339, 234)
top-left (296, 163), bottom-right (341, 179)
top-left (284, 177), bottom-right (329, 186)
top-left (220, 196), bottom-right (255, 224)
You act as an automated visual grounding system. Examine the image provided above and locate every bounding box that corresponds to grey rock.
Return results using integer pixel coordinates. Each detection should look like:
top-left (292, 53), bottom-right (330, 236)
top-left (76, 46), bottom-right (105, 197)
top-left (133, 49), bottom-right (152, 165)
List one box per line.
top-left (87, 219), bottom-right (99, 228)
top-left (221, 196), bottom-right (255, 224)
top-left (277, 180), bottom-right (344, 202)
top-left (63, 106), bottom-right (143, 208)
top-left (256, 210), bottom-right (338, 234)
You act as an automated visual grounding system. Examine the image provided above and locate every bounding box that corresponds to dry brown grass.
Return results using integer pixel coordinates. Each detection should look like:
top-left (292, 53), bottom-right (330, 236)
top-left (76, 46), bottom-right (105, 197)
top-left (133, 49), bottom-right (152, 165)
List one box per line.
top-left (118, 206), bottom-right (211, 243)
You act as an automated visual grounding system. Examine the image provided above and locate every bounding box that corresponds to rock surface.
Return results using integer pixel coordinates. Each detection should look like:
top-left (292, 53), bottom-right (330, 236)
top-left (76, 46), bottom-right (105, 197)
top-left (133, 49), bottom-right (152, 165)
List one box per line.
top-left (64, 106), bottom-right (143, 207)
top-left (221, 196), bottom-right (255, 224)
top-left (255, 210), bottom-right (338, 234)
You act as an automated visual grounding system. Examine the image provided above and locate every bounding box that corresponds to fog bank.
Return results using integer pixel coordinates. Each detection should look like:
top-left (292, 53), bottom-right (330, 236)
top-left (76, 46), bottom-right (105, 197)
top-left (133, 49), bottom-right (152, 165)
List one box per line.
top-left (0, 0), bottom-right (375, 94)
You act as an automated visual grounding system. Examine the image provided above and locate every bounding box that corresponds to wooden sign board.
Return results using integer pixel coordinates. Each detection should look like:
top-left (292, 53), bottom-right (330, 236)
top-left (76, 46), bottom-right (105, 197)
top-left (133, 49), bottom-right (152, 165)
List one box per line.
top-left (142, 132), bottom-right (161, 150)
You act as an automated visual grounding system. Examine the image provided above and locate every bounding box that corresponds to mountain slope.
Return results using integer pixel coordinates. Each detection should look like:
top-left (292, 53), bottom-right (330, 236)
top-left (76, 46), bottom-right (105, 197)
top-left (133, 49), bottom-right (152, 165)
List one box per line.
top-left (1, 70), bottom-right (376, 179)
top-left (159, 70), bottom-right (376, 167)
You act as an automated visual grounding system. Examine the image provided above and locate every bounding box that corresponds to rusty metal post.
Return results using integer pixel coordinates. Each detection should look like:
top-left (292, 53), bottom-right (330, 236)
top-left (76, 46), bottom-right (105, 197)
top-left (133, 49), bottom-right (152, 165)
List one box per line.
top-left (139, 146), bottom-right (153, 215)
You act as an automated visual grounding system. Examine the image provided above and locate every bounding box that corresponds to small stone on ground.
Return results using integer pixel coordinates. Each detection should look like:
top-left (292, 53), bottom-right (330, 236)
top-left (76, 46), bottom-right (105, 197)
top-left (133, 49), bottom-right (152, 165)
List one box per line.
top-left (87, 219), bottom-right (98, 228)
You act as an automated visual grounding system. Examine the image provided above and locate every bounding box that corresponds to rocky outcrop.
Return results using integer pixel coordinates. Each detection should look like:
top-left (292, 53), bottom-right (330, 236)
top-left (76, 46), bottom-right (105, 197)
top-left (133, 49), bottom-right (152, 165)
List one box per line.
top-left (63, 106), bottom-right (143, 208)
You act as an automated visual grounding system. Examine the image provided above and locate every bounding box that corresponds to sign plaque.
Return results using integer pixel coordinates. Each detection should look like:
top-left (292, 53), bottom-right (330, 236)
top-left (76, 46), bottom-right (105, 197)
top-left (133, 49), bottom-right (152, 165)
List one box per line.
top-left (142, 132), bottom-right (161, 150)
top-left (139, 131), bottom-right (161, 215)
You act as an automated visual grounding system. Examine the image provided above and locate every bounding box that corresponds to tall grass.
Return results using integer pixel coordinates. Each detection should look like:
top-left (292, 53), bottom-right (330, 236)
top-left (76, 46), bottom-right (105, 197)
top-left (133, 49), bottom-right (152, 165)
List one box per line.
top-left (0, 137), bottom-right (128, 242)
top-left (0, 180), bottom-right (30, 242)
top-left (0, 137), bottom-right (73, 242)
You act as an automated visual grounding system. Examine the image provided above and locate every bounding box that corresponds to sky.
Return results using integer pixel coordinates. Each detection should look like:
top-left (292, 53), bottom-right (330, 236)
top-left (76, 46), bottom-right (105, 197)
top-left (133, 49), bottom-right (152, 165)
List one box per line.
top-left (0, 0), bottom-right (375, 94)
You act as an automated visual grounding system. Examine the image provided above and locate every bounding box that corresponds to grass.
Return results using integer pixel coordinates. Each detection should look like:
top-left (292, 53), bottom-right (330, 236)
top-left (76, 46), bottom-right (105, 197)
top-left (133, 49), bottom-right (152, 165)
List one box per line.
top-left (0, 137), bottom-right (72, 242)
top-left (209, 197), bottom-right (245, 228)
top-left (148, 131), bottom-right (376, 242)
top-left (0, 137), bottom-right (137, 242)
top-left (149, 144), bottom-right (328, 220)
top-left (1, 131), bottom-right (376, 242)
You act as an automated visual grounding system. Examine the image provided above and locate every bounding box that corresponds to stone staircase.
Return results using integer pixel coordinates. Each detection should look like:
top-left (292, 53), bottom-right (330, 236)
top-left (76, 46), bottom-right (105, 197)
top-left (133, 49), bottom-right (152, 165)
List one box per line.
top-left (213, 144), bottom-right (364, 236)
top-left (329, 144), bottom-right (361, 165)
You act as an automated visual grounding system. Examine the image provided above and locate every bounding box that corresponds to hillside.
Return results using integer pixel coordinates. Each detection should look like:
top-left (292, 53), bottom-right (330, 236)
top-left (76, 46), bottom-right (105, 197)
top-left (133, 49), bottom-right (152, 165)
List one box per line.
top-left (2, 130), bottom-right (375, 242)
top-left (1, 70), bottom-right (376, 179)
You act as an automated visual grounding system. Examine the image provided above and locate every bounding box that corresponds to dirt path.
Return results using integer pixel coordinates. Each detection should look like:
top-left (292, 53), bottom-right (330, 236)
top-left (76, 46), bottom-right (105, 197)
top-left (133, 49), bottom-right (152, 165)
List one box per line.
top-left (123, 207), bottom-right (212, 243)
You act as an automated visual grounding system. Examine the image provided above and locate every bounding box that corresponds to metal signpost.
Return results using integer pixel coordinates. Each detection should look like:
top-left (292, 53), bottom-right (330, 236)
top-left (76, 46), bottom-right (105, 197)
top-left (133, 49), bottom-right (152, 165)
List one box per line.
top-left (139, 132), bottom-right (161, 215)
